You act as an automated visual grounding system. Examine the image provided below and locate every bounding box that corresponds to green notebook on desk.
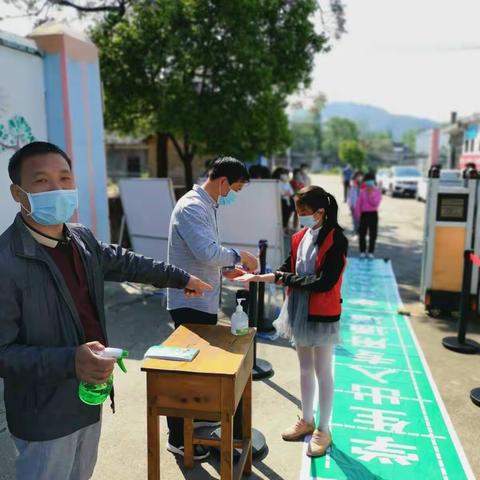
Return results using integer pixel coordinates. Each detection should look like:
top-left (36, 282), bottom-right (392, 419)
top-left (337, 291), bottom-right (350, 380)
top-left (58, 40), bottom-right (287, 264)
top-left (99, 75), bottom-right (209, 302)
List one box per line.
top-left (144, 345), bottom-right (200, 362)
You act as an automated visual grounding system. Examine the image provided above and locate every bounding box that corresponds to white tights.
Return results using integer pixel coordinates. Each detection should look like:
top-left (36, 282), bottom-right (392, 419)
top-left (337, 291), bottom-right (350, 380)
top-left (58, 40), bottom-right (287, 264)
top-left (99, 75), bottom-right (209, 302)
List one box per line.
top-left (296, 345), bottom-right (334, 432)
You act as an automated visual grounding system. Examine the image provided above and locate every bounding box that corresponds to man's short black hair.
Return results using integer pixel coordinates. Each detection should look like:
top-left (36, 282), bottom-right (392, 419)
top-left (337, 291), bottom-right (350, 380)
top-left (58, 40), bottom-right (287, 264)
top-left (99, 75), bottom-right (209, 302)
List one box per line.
top-left (209, 156), bottom-right (249, 184)
top-left (8, 141), bottom-right (72, 185)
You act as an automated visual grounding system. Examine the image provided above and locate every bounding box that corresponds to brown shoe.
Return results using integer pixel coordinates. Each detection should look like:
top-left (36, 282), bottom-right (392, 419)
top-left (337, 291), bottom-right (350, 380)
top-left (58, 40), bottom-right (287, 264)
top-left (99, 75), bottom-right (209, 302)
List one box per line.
top-left (307, 429), bottom-right (332, 457)
top-left (281, 416), bottom-right (315, 442)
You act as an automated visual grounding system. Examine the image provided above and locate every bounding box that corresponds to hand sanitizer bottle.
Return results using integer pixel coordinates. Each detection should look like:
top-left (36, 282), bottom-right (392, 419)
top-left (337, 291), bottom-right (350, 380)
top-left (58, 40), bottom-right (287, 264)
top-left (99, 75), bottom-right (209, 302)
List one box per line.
top-left (231, 299), bottom-right (249, 336)
top-left (78, 347), bottom-right (128, 406)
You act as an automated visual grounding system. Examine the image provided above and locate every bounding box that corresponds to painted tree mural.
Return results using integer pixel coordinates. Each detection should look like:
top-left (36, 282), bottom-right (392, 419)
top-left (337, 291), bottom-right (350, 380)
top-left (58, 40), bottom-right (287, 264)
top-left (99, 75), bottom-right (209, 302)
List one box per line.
top-left (0, 115), bottom-right (36, 152)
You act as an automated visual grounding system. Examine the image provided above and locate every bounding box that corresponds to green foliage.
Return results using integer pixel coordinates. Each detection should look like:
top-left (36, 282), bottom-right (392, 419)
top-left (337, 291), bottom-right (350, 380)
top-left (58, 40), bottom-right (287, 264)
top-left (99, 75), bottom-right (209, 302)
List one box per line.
top-left (361, 130), bottom-right (393, 153)
top-left (90, 0), bottom-right (328, 187)
top-left (338, 139), bottom-right (366, 169)
top-left (290, 122), bottom-right (319, 155)
top-left (322, 116), bottom-right (359, 162)
top-left (401, 129), bottom-right (418, 152)
top-left (290, 92), bottom-right (327, 156)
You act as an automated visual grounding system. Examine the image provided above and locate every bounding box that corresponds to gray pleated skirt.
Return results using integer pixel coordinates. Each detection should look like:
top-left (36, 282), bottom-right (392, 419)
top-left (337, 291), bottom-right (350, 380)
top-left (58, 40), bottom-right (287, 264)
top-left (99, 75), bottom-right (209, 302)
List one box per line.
top-left (273, 289), bottom-right (341, 347)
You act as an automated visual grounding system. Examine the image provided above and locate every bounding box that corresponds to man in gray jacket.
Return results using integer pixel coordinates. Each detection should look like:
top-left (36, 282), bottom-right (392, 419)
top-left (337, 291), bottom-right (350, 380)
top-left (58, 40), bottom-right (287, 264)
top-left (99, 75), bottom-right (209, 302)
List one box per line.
top-left (166, 156), bottom-right (258, 459)
top-left (0, 141), bottom-right (212, 480)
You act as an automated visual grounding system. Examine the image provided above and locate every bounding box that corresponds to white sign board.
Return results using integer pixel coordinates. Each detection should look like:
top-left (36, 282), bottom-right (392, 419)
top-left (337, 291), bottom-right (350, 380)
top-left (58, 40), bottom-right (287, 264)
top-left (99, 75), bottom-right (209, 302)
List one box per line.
top-left (0, 39), bottom-right (47, 234)
top-left (119, 178), bottom-right (176, 262)
top-left (217, 179), bottom-right (285, 269)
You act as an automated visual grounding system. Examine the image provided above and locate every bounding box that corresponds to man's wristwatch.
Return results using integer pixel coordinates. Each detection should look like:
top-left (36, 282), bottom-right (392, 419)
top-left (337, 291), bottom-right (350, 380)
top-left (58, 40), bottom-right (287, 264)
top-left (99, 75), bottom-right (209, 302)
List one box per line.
top-left (274, 271), bottom-right (284, 284)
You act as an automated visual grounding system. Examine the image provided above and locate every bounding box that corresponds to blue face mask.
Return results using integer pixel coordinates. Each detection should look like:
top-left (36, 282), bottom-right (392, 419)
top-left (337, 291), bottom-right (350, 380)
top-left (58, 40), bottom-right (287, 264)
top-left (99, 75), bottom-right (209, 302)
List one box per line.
top-left (218, 179), bottom-right (237, 206)
top-left (18, 187), bottom-right (79, 225)
top-left (365, 180), bottom-right (375, 187)
top-left (299, 215), bottom-right (317, 228)
top-left (218, 190), bottom-right (237, 206)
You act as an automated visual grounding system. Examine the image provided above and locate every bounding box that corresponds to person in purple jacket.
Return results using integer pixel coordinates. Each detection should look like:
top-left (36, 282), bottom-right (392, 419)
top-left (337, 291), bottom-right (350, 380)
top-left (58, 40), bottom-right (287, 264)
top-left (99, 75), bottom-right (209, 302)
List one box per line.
top-left (355, 172), bottom-right (382, 259)
top-left (347, 171), bottom-right (363, 234)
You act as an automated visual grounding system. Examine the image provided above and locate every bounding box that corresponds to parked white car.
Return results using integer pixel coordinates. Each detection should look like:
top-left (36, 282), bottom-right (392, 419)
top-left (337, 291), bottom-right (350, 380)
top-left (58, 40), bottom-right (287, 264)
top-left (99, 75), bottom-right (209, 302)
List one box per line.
top-left (385, 166), bottom-right (422, 197)
top-left (376, 168), bottom-right (390, 193)
top-left (416, 177), bottom-right (428, 202)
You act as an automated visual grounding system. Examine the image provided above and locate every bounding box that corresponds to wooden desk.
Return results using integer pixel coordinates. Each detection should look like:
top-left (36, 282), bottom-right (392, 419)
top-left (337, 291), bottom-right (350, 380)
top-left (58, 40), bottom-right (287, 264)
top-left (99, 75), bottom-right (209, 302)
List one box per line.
top-left (141, 324), bottom-right (255, 480)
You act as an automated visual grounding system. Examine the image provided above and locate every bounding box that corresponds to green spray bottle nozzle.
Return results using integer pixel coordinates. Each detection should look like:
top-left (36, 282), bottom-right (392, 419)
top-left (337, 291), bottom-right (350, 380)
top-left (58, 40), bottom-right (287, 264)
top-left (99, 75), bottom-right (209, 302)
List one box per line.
top-left (101, 347), bottom-right (128, 373)
top-left (79, 347), bottom-right (128, 406)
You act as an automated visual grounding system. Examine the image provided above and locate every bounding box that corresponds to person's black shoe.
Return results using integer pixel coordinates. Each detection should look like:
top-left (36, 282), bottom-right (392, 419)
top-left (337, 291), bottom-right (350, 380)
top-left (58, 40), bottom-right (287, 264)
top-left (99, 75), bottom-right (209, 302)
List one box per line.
top-left (167, 442), bottom-right (210, 460)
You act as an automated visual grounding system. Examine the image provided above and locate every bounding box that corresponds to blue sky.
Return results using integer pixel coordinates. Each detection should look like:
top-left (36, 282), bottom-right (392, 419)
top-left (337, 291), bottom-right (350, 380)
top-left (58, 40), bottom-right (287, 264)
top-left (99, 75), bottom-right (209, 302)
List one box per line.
top-left (1, 0), bottom-right (479, 122)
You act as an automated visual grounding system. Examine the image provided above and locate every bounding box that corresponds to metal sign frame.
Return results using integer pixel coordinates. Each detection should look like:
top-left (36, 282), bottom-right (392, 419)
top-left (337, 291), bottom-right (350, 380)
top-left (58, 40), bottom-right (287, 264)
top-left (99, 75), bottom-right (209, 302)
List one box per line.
top-left (421, 176), bottom-right (478, 311)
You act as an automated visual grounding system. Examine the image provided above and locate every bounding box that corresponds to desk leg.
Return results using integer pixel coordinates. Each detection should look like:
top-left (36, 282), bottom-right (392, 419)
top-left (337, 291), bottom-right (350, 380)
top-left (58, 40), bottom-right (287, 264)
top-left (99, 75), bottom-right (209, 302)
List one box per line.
top-left (220, 412), bottom-right (233, 480)
top-left (147, 407), bottom-right (160, 480)
top-left (242, 374), bottom-right (253, 475)
top-left (183, 417), bottom-right (194, 469)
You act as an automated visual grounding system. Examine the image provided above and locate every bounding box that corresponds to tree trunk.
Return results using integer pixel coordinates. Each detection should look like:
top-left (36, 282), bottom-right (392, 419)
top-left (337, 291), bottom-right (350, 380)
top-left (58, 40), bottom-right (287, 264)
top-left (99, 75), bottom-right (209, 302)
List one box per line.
top-left (183, 154), bottom-right (194, 190)
top-left (168, 133), bottom-right (195, 190)
top-left (156, 132), bottom-right (168, 177)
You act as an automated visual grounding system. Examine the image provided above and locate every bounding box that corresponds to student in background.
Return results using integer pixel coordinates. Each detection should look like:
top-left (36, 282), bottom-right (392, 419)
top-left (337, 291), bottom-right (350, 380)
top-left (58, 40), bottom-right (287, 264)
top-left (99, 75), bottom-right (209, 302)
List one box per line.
top-left (290, 168), bottom-right (305, 231)
top-left (355, 172), bottom-right (382, 259)
top-left (300, 163), bottom-right (312, 187)
top-left (291, 168), bottom-right (305, 193)
top-left (347, 171), bottom-right (363, 234)
top-left (341, 164), bottom-right (353, 203)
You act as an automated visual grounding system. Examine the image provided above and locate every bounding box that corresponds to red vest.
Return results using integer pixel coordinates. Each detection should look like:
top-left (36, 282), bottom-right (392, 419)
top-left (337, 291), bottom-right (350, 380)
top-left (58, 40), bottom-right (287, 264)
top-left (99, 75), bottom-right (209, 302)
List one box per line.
top-left (290, 227), bottom-right (345, 317)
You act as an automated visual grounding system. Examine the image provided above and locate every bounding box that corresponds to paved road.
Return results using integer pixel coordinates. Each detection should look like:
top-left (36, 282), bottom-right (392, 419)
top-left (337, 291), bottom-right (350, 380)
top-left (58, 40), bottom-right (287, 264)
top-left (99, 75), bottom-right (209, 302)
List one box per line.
top-left (1, 174), bottom-right (479, 479)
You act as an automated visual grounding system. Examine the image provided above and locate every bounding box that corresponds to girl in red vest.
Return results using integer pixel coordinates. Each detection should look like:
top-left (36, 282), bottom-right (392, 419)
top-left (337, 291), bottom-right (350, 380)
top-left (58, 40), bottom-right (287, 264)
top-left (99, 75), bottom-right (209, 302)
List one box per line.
top-left (235, 186), bottom-right (348, 457)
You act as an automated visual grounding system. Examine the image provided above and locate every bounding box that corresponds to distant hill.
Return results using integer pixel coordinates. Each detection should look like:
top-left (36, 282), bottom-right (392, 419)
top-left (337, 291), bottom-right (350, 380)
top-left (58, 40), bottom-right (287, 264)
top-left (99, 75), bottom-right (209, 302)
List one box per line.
top-left (289, 101), bottom-right (439, 140)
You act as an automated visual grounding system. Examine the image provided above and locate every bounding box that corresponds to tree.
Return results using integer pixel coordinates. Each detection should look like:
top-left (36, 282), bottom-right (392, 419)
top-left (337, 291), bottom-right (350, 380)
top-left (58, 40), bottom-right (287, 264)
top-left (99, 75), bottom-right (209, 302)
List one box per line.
top-left (318, 0), bottom-right (347, 40)
top-left (2, 0), bottom-right (130, 24)
top-left (322, 117), bottom-right (359, 163)
top-left (361, 131), bottom-right (393, 154)
top-left (290, 123), bottom-right (318, 156)
top-left (401, 129), bottom-right (418, 153)
top-left (3, 1), bottom-right (347, 38)
top-left (309, 92), bottom-right (327, 156)
top-left (90, 1), bottom-right (328, 188)
top-left (338, 139), bottom-right (366, 170)
top-left (290, 92), bottom-right (327, 160)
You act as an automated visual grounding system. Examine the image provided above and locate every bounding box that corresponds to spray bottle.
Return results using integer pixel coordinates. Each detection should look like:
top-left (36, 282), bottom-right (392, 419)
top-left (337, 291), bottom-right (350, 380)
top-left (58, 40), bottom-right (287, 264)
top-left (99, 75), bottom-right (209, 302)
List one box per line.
top-left (78, 347), bottom-right (128, 406)
top-left (231, 299), bottom-right (249, 336)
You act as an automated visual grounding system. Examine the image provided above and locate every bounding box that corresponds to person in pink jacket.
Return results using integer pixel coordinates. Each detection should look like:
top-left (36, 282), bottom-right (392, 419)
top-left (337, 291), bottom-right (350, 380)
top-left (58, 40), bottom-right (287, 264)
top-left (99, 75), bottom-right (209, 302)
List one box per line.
top-left (355, 172), bottom-right (382, 258)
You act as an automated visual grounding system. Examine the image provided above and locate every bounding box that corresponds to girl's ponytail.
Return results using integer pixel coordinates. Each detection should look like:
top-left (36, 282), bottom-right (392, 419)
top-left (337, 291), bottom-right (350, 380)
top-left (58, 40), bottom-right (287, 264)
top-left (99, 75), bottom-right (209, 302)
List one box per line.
top-left (325, 192), bottom-right (340, 228)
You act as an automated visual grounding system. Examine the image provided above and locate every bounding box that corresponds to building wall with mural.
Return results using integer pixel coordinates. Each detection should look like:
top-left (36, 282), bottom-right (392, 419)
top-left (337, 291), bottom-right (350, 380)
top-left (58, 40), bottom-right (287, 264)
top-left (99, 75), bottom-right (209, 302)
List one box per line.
top-left (0, 24), bottom-right (110, 241)
top-left (0, 32), bottom-right (47, 234)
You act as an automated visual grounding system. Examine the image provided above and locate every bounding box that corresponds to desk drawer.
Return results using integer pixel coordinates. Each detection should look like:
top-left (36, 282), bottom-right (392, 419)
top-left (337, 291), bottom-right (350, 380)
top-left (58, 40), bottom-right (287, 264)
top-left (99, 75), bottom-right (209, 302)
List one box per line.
top-left (147, 372), bottom-right (221, 413)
